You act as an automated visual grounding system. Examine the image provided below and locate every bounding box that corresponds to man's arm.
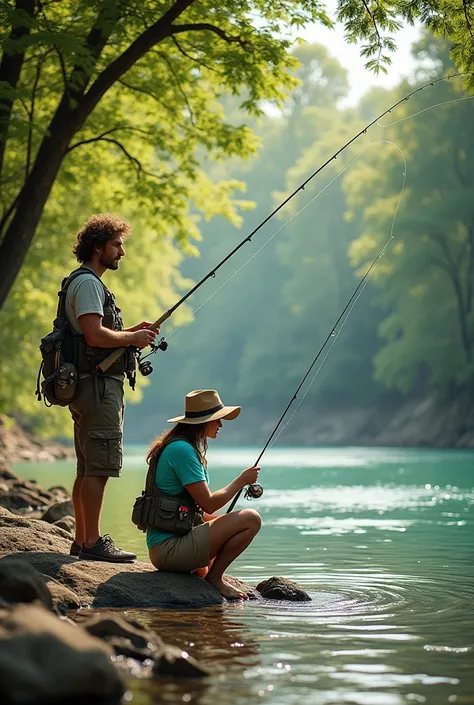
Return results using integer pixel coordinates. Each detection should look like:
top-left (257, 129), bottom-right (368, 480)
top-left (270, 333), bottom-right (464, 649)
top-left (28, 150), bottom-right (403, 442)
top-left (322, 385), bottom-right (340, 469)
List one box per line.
top-left (78, 313), bottom-right (155, 349)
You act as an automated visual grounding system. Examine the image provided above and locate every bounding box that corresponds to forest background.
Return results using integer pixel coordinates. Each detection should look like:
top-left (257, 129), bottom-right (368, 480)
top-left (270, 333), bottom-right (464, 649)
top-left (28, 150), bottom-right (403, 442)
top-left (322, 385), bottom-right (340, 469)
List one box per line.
top-left (1, 1), bottom-right (473, 447)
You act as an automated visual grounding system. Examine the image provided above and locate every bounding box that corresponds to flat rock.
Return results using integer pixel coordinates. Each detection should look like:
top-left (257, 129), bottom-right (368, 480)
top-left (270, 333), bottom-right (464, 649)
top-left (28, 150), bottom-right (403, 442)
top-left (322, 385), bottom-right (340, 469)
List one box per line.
top-left (256, 576), bottom-right (311, 602)
top-left (3, 552), bottom-right (223, 608)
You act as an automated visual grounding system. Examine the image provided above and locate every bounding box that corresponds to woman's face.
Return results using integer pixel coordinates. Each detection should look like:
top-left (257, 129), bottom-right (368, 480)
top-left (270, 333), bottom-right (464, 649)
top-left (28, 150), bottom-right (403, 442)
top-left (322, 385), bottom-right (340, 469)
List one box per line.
top-left (206, 418), bottom-right (223, 439)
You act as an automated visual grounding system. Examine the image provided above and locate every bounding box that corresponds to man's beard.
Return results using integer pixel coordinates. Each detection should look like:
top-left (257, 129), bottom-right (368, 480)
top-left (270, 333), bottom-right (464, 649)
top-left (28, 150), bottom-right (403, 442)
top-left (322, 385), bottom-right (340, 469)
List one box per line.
top-left (99, 253), bottom-right (120, 270)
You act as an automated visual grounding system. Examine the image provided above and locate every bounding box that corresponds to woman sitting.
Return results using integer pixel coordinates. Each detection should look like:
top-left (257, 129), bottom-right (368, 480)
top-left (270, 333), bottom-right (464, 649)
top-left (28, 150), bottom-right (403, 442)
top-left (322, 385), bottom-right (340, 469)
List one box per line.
top-left (146, 389), bottom-right (261, 600)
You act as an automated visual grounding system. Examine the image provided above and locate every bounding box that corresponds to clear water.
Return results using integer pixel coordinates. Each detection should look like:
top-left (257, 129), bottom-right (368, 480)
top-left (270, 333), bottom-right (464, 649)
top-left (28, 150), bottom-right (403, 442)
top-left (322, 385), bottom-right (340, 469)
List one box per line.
top-left (15, 446), bottom-right (474, 705)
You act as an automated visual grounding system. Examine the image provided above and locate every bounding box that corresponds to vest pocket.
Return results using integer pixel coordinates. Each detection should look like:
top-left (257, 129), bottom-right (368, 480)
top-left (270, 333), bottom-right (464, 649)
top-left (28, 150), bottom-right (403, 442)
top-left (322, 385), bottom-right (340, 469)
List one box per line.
top-left (87, 429), bottom-right (122, 471)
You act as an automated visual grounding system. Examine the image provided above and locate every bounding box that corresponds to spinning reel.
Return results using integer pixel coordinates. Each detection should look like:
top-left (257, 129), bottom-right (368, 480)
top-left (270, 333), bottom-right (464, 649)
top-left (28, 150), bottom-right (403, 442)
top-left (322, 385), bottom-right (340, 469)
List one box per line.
top-left (137, 337), bottom-right (168, 377)
top-left (244, 483), bottom-right (264, 500)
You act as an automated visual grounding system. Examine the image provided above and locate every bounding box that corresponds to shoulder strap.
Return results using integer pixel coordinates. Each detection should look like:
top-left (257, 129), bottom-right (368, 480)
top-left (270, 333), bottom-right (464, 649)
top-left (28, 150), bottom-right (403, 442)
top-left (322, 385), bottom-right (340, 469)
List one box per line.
top-left (57, 267), bottom-right (107, 328)
top-left (145, 438), bottom-right (191, 496)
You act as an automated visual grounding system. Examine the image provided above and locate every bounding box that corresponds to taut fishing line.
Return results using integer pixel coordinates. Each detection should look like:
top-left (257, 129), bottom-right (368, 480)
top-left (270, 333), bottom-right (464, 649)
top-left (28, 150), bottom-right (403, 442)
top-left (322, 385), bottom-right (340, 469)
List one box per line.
top-left (97, 73), bottom-right (470, 376)
top-left (226, 142), bottom-right (407, 512)
top-left (267, 141), bottom-right (407, 450)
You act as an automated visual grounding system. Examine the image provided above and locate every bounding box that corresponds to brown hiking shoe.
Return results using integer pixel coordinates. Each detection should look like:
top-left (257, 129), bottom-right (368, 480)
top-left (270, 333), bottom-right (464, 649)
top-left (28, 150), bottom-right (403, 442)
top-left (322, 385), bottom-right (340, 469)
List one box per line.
top-left (79, 534), bottom-right (136, 563)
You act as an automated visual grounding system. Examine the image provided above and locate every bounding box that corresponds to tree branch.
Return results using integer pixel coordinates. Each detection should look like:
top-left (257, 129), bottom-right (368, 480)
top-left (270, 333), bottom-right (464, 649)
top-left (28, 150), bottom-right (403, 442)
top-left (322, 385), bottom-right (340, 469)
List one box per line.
top-left (360, 0), bottom-right (383, 65)
top-left (170, 36), bottom-right (220, 73)
top-left (79, 0), bottom-right (196, 120)
top-left (170, 22), bottom-right (250, 50)
top-left (67, 135), bottom-right (168, 182)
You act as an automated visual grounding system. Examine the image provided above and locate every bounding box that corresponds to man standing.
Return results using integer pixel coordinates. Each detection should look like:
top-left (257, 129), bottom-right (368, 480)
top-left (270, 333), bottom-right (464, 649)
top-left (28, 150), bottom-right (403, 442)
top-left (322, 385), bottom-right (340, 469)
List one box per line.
top-left (66, 214), bottom-right (156, 562)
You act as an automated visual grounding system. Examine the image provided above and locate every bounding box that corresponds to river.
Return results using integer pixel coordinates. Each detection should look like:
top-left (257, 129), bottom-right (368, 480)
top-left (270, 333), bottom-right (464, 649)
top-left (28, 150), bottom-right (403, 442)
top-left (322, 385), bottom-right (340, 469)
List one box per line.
top-left (14, 446), bottom-right (474, 705)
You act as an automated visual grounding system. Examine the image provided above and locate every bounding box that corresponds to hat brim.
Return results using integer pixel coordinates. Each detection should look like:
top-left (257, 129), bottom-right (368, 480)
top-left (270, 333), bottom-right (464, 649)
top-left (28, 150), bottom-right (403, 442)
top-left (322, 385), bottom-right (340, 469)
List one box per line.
top-left (167, 405), bottom-right (241, 425)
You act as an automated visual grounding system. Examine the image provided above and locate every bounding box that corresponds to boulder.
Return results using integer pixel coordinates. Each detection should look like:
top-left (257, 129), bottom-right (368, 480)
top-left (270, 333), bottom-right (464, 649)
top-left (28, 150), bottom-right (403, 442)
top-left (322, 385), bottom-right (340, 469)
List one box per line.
top-left (256, 576), bottom-right (311, 602)
top-left (42, 500), bottom-right (74, 524)
top-left (52, 515), bottom-right (75, 534)
top-left (0, 466), bottom-right (18, 482)
top-left (0, 491), bottom-right (33, 512)
top-left (41, 576), bottom-right (82, 612)
top-left (0, 603), bottom-right (123, 703)
top-left (5, 551), bottom-right (224, 609)
top-left (0, 506), bottom-right (72, 554)
top-left (0, 558), bottom-right (53, 610)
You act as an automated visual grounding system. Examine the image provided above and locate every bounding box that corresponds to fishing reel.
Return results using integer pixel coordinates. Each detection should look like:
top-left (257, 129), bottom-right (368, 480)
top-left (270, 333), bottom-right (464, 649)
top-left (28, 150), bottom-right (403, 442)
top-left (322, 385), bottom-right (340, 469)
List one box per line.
top-left (137, 337), bottom-right (168, 377)
top-left (244, 483), bottom-right (264, 500)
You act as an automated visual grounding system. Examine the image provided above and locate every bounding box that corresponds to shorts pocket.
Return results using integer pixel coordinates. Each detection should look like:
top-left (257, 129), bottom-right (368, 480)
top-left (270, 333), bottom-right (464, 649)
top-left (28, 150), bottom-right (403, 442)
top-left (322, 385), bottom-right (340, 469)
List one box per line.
top-left (87, 428), bottom-right (123, 471)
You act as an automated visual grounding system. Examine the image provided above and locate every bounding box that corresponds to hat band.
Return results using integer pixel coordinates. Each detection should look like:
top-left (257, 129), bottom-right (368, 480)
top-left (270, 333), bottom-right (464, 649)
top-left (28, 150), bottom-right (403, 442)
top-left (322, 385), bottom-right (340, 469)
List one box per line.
top-left (185, 403), bottom-right (224, 419)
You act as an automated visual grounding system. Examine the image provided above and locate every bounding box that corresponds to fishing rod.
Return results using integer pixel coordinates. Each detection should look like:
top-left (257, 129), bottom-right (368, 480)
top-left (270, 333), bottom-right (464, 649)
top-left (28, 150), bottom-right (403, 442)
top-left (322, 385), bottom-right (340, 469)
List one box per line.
top-left (97, 71), bottom-right (467, 376)
top-left (226, 231), bottom-right (394, 513)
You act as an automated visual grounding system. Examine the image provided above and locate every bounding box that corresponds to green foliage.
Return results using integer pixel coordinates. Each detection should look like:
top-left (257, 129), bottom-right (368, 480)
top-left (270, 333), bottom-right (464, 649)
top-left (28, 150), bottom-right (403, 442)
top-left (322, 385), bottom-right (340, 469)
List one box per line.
top-left (346, 36), bottom-right (474, 393)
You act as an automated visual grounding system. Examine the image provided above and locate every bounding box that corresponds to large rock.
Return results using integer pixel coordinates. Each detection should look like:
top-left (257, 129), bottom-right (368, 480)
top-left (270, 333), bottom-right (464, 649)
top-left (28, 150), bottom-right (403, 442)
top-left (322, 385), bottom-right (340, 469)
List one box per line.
top-left (256, 576), bottom-right (311, 602)
top-left (0, 558), bottom-right (53, 610)
top-left (42, 500), bottom-right (74, 524)
top-left (0, 603), bottom-right (123, 704)
top-left (5, 551), bottom-right (224, 608)
top-left (0, 506), bottom-right (72, 554)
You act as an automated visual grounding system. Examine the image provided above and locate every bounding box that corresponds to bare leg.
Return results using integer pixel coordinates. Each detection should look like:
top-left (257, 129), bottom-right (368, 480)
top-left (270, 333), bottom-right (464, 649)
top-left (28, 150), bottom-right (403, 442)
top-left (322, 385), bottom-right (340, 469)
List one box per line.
top-left (72, 476), bottom-right (86, 545)
top-left (81, 476), bottom-right (108, 547)
top-left (205, 509), bottom-right (261, 599)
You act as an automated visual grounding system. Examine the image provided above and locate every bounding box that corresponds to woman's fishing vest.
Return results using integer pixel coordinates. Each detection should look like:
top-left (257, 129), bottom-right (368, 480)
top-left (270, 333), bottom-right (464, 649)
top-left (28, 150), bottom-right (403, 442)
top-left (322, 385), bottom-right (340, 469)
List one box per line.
top-left (131, 439), bottom-right (205, 535)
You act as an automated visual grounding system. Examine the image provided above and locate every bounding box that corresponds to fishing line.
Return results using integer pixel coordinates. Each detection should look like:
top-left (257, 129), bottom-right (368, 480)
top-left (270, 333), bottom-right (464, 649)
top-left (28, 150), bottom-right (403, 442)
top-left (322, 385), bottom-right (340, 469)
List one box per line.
top-left (97, 72), bottom-right (469, 375)
top-left (164, 86), bottom-right (470, 342)
top-left (268, 141), bottom-right (407, 448)
top-left (166, 140), bottom-right (391, 342)
top-left (227, 141), bottom-right (407, 511)
top-left (377, 94), bottom-right (474, 127)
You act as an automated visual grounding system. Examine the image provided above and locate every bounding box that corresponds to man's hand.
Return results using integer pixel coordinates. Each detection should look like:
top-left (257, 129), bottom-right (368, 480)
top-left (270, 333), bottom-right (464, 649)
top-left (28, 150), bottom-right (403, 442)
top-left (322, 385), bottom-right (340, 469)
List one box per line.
top-left (131, 329), bottom-right (157, 349)
top-left (126, 321), bottom-right (157, 333)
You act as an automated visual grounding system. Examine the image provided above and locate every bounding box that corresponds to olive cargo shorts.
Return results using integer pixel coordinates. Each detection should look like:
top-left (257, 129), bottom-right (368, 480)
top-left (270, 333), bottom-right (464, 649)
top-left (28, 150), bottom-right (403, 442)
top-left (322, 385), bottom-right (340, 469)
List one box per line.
top-left (69, 376), bottom-right (124, 478)
top-left (149, 523), bottom-right (211, 573)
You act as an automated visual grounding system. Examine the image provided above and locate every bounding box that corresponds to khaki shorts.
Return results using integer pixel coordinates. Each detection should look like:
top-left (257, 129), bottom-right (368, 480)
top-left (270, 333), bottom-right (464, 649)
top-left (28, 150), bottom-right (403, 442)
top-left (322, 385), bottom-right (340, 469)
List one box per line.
top-left (149, 523), bottom-right (211, 572)
top-left (69, 376), bottom-right (124, 478)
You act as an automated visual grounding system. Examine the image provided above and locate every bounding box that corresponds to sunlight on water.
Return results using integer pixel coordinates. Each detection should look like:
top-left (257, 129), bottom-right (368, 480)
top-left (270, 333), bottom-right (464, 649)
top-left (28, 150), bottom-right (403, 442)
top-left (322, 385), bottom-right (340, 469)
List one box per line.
top-left (15, 446), bottom-right (474, 705)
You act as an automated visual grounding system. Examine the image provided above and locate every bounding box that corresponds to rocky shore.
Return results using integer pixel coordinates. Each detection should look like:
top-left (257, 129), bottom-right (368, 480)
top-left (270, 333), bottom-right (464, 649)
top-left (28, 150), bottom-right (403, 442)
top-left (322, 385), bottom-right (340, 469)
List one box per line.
top-left (0, 458), bottom-right (309, 703)
top-left (0, 415), bottom-right (74, 465)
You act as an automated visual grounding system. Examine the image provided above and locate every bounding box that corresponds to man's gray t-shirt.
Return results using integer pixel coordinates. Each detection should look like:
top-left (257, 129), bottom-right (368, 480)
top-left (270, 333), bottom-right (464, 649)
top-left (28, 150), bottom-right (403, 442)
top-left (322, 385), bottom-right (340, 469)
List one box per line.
top-left (65, 269), bottom-right (105, 333)
top-left (65, 268), bottom-right (123, 380)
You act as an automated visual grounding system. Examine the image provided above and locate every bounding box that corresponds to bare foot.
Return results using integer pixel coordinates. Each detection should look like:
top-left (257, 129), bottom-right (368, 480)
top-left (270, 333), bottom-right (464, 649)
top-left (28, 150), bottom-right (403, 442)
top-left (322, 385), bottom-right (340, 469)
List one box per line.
top-left (205, 576), bottom-right (246, 600)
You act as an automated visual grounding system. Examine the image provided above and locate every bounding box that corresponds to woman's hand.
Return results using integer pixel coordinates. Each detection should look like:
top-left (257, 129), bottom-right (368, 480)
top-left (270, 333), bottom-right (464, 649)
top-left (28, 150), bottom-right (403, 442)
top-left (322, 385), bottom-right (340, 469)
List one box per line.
top-left (238, 465), bottom-right (260, 487)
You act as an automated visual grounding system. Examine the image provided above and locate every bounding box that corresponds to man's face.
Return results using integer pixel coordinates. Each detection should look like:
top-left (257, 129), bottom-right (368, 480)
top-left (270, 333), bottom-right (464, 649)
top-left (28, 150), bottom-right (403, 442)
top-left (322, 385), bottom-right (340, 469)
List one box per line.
top-left (98, 235), bottom-right (125, 270)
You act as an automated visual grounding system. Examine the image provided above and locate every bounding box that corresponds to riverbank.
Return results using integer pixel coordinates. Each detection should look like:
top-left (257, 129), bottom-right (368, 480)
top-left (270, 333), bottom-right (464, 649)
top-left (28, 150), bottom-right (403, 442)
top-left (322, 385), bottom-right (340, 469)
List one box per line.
top-left (0, 457), bottom-right (309, 701)
top-left (0, 415), bottom-right (74, 465)
top-left (147, 389), bottom-right (474, 449)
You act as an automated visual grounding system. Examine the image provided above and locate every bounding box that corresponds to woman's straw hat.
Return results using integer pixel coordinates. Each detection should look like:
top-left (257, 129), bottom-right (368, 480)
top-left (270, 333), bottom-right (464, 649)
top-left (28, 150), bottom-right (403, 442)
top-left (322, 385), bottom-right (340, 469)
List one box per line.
top-left (167, 389), bottom-right (241, 425)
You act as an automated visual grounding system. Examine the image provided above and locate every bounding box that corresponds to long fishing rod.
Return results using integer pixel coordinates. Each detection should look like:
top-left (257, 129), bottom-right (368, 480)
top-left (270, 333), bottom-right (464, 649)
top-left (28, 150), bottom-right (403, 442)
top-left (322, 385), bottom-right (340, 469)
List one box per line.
top-left (97, 71), bottom-right (467, 375)
top-left (226, 232), bottom-right (394, 513)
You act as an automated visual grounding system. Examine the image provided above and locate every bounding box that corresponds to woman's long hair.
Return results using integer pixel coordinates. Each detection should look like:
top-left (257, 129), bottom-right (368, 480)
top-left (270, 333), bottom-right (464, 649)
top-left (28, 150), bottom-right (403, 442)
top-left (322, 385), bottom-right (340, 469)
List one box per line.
top-left (146, 423), bottom-right (209, 469)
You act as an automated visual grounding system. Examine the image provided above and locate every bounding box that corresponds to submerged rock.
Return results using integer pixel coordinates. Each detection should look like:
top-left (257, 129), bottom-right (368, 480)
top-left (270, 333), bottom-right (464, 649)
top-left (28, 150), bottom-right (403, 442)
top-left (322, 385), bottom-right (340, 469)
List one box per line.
top-left (256, 576), bottom-right (311, 602)
top-left (0, 603), bottom-right (123, 704)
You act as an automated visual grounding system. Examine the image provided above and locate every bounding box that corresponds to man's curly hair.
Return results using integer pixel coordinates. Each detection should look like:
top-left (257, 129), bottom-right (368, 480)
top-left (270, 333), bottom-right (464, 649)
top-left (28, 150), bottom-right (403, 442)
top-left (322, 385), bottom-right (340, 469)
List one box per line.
top-left (73, 214), bottom-right (131, 263)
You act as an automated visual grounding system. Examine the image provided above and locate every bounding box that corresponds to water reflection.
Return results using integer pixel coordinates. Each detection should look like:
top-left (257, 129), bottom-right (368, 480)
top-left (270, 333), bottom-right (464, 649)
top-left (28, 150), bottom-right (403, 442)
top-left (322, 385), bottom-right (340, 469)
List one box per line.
top-left (125, 606), bottom-right (261, 705)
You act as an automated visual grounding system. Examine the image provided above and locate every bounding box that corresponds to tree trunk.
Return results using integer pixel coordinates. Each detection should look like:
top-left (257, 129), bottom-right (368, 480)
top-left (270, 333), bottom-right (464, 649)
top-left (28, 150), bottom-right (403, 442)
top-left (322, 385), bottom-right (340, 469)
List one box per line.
top-left (0, 100), bottom-right (81, 308)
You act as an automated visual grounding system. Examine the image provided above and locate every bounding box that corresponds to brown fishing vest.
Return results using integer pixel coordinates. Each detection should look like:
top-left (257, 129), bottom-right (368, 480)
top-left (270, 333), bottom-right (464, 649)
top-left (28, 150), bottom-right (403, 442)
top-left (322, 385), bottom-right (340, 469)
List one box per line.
top-left (131, 439), bottom-right (205, 535)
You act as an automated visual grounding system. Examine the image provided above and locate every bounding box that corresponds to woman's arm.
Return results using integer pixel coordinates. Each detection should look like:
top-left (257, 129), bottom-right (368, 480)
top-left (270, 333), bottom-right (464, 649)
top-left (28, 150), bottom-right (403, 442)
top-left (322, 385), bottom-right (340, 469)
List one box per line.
top-left (185, 466), bottom-right (259, 514)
